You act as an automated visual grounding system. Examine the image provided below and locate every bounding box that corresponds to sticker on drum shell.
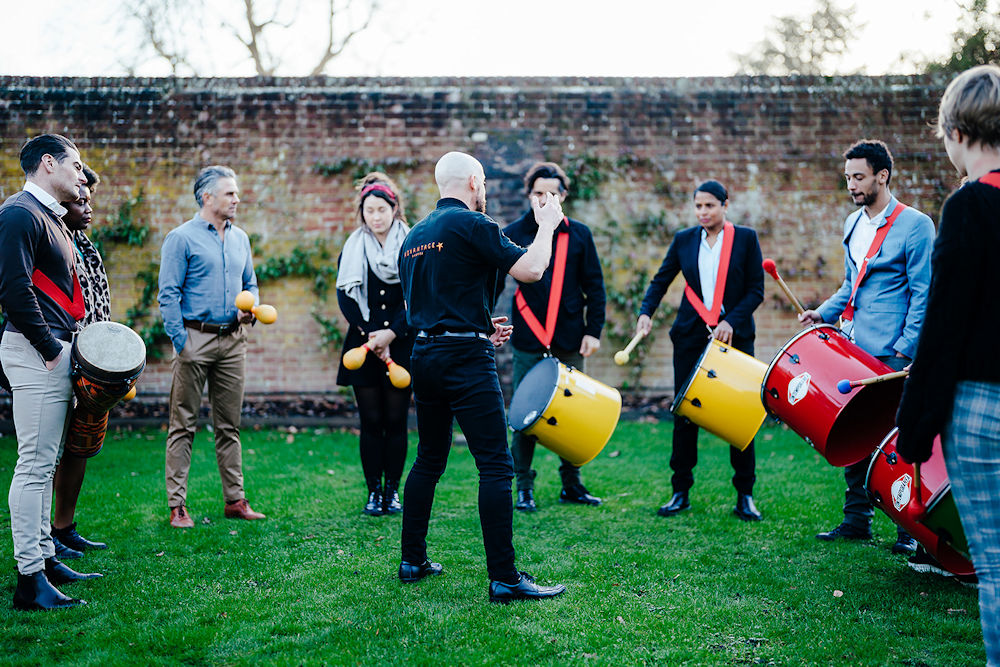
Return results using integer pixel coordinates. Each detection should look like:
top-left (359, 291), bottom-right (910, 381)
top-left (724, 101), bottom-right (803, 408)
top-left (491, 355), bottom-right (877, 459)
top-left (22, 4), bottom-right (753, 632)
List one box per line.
top-left (787, 372), bottom-right (811, 405)
top-left (891, 473), bottom-right (912, 511)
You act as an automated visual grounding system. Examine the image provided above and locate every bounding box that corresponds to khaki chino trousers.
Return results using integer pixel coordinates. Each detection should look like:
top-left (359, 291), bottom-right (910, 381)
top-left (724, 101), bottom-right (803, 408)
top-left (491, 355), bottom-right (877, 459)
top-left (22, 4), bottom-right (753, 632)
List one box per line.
top-left (2, 331), bottom-right (73, 575)
top-left (165, 327), bottom-right (248, 509)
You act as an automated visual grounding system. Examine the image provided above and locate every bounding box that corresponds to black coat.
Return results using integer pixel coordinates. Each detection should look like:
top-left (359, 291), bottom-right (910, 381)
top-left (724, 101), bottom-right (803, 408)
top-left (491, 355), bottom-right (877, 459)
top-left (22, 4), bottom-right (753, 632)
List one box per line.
top-left (640, 224), bottom-right (764, 341)
top-left (336, 267), bottom-right (412, 387)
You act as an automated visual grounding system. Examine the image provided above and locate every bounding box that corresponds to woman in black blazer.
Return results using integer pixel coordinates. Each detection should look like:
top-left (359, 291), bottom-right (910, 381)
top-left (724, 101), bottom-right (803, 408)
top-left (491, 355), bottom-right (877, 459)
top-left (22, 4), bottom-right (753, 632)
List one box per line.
top-left (336, 173), bottom-right (413, 516)
top-left (635, 180), bottom-right (765, 521)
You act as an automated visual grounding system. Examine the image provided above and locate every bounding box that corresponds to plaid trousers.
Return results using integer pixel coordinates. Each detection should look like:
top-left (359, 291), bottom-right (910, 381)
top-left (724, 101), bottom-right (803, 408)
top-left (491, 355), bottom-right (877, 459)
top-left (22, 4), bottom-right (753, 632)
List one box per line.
top-left (944, 380), bottom-right (1000, 667)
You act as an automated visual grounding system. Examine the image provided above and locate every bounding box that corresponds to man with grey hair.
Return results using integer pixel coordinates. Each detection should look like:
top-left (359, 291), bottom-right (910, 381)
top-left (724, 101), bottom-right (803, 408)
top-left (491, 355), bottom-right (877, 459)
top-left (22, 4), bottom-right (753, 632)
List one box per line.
top-left (397, 151), bottom-right (566, 603)
top-left (158, 165), bottom-right (264, 528)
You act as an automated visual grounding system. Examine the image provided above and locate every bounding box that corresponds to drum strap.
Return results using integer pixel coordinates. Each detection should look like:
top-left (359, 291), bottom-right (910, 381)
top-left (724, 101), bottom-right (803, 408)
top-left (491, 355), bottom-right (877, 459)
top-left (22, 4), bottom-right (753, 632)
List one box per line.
top-left (515, 218), bottom-right (570, 349)
top-left (842, 203), bottom-right (906, 322)
top-left (683, 221), bottom-right (734, 328)
top-left (979, 172), bottom-right (1000, 189)
top-left (31, 268), bottom-right (86, 321)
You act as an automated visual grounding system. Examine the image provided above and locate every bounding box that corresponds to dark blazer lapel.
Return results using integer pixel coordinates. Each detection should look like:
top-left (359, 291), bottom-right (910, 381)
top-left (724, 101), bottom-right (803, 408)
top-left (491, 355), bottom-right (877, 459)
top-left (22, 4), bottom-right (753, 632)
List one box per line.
top-left (683, 228), bottom-right (703, 298)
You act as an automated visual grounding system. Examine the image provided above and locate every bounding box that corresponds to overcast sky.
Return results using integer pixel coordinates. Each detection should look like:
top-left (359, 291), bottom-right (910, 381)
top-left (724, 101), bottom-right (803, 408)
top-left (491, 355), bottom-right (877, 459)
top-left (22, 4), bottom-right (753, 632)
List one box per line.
top-left (0, 0), bottom-right (963, 78)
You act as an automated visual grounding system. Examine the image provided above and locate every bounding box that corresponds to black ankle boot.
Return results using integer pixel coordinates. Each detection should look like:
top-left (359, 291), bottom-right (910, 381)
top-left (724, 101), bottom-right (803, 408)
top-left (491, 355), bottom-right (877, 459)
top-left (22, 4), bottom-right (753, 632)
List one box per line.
top-left (382, 480), bottom-right (402, 514)
top-left (363, 483), bottom-right (384, 516)
top-left (44, 557), bottom-right (102, 585)
top-left (13, 571), bottom-right (85, 611)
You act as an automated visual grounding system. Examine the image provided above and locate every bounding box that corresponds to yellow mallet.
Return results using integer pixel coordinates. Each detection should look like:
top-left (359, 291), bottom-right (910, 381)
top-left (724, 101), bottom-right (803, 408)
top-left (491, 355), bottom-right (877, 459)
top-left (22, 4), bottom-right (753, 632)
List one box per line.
top-left (235, 290), bottom-right (278, 324)
top-left (614, 331), bottom-right (646, 366)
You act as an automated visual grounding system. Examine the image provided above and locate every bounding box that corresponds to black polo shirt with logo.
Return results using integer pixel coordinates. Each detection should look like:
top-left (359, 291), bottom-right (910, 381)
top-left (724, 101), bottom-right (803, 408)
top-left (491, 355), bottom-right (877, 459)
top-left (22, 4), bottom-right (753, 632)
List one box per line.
top-left (399, 198), bottom-right (526, 334)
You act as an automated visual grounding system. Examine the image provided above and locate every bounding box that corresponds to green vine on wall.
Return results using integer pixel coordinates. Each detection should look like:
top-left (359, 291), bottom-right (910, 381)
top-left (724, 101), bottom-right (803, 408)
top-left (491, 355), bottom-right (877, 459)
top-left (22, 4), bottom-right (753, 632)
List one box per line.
top-left (90, 191), bottom-right (149, 257)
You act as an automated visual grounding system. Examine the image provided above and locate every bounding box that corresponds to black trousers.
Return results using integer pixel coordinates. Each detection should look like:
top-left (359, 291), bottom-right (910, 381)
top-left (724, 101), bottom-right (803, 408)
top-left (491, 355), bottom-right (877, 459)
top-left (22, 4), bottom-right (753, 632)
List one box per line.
top-left (400, 337), bottom-right (518, 583)
top-left (840, 354), bottom-right (908, 537)
top-left (670, 331), bottom-right (756, 495)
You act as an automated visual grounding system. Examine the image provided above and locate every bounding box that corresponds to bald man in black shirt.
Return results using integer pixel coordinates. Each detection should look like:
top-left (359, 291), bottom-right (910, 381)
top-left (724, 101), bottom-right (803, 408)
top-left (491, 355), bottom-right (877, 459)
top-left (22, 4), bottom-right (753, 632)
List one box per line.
top-left (397, 151), bottom-right (566, 603)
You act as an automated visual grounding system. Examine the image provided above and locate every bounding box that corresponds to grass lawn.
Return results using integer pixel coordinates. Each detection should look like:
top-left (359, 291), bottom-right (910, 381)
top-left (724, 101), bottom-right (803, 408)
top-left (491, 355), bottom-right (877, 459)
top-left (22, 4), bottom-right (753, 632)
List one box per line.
top-left (0, 420), bottom-right (984, 666)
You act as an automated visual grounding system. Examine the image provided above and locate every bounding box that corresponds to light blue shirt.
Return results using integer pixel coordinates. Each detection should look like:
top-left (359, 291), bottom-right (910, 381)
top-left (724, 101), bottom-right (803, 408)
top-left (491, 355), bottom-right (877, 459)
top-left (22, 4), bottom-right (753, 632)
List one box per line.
top-left (157, 213), bottom-right (258, 352)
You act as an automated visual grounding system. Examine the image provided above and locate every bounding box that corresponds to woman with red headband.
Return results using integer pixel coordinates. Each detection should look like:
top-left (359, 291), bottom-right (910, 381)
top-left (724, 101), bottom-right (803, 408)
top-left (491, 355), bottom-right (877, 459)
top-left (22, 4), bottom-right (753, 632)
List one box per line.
top-left (336, 172), bottom-right (413, 516)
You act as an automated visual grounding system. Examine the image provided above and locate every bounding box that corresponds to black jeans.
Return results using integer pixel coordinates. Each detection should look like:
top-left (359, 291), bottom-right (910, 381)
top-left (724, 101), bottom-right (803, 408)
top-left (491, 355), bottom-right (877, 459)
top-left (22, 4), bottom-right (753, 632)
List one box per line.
top-left (841, 353), bottom-right (909, 537)
top-left (401, 337), bottom-right (518, 583)
top-left (670, 331), bottom-right (757, 495)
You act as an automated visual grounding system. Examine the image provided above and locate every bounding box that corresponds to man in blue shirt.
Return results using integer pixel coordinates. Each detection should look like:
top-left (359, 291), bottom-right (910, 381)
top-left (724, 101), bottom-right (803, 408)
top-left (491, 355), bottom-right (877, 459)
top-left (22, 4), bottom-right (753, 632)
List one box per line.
top-left (158, 165), bottom-right (264, 528)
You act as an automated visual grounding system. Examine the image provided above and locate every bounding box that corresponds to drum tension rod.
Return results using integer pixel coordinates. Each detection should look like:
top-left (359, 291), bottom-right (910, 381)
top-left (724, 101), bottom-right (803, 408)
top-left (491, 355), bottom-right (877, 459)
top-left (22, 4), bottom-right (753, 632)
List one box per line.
top-left (768, 388), bottom-right (779, 399)
top-left (691, 398), bottom-right (702, 408)
top-left (707, 370), bottom-right (717, 378)
top-left (564, 389), bottom-right (572, 397)
top-left (546, 417), bottom-right (558, 425)
top-left (789, 354), bottom-right (800, 364)
top-left (885, 451), bottom-right (897, 464)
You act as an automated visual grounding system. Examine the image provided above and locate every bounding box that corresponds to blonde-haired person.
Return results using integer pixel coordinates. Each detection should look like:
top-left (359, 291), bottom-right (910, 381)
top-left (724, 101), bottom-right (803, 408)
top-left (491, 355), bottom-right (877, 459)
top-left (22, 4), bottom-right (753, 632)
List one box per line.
top-left (336, 172), bottom-right (412, 516)
top-left (897, 64), bottom-right (1000, 666)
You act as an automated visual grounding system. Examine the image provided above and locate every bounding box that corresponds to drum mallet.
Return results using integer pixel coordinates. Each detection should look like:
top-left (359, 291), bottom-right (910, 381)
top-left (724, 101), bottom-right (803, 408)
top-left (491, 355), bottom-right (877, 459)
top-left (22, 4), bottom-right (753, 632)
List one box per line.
top-left (836, 370), bottom-right (909, 394)
top-left (614, 331), bottom-right (646, 366)
top-left (235, 290), bottom-right (278, 324)
top-left (762, 258), bottom-right (805, 315)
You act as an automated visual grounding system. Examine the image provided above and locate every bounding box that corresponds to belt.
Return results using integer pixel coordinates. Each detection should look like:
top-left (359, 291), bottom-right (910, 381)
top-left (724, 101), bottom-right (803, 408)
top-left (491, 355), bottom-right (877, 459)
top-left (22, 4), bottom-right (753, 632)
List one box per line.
top-left (184, 319), bottom-right (239, 335)
top-left (416, 329), bottom-right (489, 341)
top-left (5, 323), bottom-right (76, 343)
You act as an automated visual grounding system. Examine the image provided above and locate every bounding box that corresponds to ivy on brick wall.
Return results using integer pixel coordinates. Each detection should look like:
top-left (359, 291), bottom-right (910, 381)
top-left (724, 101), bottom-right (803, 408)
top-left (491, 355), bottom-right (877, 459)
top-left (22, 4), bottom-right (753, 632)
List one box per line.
top-left (563, 155), bottom-right (677, 388)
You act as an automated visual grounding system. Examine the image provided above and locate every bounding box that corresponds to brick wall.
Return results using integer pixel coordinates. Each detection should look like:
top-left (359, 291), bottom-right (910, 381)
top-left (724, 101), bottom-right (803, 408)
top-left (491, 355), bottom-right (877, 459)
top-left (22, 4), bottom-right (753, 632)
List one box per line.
top-left (0, 75), bottom-right (956, 398)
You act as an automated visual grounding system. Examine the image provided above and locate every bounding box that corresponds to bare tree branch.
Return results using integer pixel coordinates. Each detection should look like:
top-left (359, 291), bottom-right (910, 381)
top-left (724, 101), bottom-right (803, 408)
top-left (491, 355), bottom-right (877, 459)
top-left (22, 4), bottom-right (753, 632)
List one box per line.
top-left (310, 0), bottom-right (379, 76)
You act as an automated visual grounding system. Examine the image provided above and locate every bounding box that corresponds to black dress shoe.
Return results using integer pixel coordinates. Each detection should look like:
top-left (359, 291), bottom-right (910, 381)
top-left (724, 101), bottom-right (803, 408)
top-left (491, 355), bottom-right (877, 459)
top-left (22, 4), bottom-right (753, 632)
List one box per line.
top-left (734, 494), bottom-right (762, 521)
top-left (559, 484), bottom-right (602, 506)
top-left (382, 482), bottom-right (402, 514)
top-left (515, 489), bottom-right (537, 512)
top-left (489, 571), bottom-right (566, 604)
top-left (657, 491), bottom-right (690, 517)
top-left (51, 523), bottom-right (107, 551)
top-left (892, 531), bottom-right (918, 554)
top-left (363, 487), bottom-right (384, 516)
top-left (51, 534), bottom-right (83, 560)
top-left (816, 522), bottom-right (871, 541)
top-left (44, 558), bottom-right (102, 585)
top-left (12, 571), bottom-right (85, 611)
top-left (398, 559), bottom-right (444, 583)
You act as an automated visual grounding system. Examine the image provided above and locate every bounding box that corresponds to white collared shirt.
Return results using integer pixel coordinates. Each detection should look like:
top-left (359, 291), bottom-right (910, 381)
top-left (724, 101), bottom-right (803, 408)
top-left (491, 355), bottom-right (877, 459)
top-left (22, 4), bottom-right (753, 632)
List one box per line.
top-left (698, 226), bottom-right (725, 311)
top-left (23, 181), bottom-right (68, 218)
top-left (848, 199), bottom-right (892, 272)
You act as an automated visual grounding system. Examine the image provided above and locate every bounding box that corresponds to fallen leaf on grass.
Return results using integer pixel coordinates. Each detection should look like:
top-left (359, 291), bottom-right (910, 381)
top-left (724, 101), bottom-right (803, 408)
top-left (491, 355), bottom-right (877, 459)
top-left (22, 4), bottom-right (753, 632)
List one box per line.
top-left (286, 435), bottom-right (295, 444)
top-left (202, 517), bottom-right (212, 524)
top-left (327, 470), bottom-right (336, 475)
top-left (229, 530), bottom-right (237, 536)
top-left (833, 590), bottom-right (844, 597)
top-left (155, 551), bottom-right (164, 557)
top-left (616, 616), bottom-right (625, 624)
top-left (947, 608), bottom-right (966, 614)
top-left (337, 549), bottom-right (345, 555)
top-left (583, 653), bottom-right (597, 659)
top-left (608, 450), bottom-right (620, 458)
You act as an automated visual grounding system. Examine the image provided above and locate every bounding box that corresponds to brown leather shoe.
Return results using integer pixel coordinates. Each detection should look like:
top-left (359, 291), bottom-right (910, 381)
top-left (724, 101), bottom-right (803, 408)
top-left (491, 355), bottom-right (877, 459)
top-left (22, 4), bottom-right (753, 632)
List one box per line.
top-left (224, 498), bottom-right (266, 520)
top-left (169, 506), bottom-right (194, 528)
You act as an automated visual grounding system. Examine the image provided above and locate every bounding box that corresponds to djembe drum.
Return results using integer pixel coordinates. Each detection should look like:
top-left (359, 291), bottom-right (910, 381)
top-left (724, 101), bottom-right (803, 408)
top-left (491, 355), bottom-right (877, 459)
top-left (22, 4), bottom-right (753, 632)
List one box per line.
top-left (65, 321), bottom-right (147, 458)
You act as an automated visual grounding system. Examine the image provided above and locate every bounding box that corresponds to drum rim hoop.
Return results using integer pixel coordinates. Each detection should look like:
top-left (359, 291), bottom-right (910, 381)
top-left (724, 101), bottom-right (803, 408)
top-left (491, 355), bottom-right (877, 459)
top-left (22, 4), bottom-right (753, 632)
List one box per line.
top-left (508, 357), bottom-right (561, 432)
top-left (760, 323), bottom-right (841, 417)
top-left (669, 339), bottom-right (729, 414)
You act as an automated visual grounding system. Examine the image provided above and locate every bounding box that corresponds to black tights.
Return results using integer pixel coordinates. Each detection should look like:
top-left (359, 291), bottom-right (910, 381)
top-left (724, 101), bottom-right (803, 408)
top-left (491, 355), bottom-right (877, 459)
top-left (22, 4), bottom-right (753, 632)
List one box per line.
top-left (354, 383), bottom-right (411, 489)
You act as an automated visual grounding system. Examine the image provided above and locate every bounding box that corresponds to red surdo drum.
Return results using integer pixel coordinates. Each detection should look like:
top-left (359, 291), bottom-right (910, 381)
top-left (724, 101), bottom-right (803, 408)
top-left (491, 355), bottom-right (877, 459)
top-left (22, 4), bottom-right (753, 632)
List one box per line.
top-left (65, 321), bottom-right (147, 458)
top-left (864, 428), bottom-right (973, 577)
top-left (761, 324), bottom-right (904, 466)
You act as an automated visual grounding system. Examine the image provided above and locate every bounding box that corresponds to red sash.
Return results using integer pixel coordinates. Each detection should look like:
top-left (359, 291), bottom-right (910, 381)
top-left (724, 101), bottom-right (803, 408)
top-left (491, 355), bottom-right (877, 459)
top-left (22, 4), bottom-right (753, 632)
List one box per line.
top-left (979, 172), bottom-right (1000, 189)
top-left (515, 218), bottom-right (570, 349)
top-left (683, 222), bottom-right (734, 328)
top-left (32, 268), bottom-right (85, 321)
top-left (842, 203), bottom-right (906, 322)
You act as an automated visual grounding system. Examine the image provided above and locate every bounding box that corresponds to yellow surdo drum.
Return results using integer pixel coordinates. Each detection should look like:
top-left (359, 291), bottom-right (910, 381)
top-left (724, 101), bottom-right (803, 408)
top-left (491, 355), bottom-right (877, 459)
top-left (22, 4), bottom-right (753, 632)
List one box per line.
top-left (670, 339), bottom-right (767, 451)
top-left (508, 357), bottom-right (622, 466)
